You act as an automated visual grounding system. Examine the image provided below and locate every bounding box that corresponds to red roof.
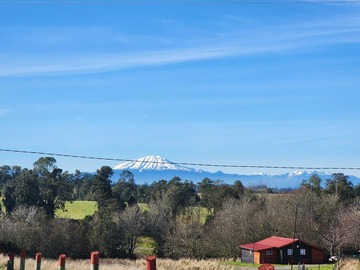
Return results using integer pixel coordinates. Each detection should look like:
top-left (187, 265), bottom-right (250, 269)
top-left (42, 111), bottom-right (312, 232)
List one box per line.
top-left (240, 236), bottom-right (298, 251)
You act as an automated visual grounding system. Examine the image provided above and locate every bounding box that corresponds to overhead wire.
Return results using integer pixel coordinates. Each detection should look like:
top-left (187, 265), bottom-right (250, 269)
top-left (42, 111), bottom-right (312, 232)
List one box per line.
top-left (0, 0), bottom-right (359, 4)
top-left (0, 147), bottom-right (359, 171)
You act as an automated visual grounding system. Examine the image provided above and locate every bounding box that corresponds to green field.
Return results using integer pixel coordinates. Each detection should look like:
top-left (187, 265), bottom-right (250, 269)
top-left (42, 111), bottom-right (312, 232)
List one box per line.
top-left (55, 201), bottom-right (98, 219)
top-left (223, 261), bottom-right (260, 268)
top-left (306, 265), bottom-right (335, 270)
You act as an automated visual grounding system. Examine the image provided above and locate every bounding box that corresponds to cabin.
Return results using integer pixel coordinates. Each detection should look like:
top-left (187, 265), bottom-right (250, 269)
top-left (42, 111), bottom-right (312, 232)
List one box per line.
top-left (240, 236), bottom-right (324, 265)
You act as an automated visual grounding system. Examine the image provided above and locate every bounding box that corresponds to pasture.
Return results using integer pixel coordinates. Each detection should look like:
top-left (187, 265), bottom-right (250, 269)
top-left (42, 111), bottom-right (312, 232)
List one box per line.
top-left (55, 201), bottom-right (98, 219)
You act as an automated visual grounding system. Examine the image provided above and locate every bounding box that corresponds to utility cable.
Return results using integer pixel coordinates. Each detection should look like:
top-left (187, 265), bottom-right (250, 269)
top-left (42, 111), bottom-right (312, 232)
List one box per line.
top-left (0, 147), bottom-right (359, 171)
top-left (0, 0), bottom-right (359, 4)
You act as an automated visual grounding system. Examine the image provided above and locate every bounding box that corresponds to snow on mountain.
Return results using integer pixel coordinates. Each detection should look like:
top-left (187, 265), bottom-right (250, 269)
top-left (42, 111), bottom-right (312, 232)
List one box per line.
top-left (288, 170), bottom-right (306, 177)
top-left (113, 155), bottom-right (194, 172)
top-left (112, 156), bottom-right (360, 188)
top-left (287, 170), bottom-right (332, 179)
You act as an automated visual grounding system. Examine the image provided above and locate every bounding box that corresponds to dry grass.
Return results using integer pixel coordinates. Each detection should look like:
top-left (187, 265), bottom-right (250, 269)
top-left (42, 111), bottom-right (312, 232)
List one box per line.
top-left (0, 254), bottom-right (236, 270)
top-left (338, 258), bottom-right (360, 270)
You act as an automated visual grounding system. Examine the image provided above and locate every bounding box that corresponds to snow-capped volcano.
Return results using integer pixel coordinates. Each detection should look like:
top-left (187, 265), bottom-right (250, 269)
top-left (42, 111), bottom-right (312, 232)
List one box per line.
top-left (113, 155), bottom-right (194, 172)
top-left (112, 155), bottom-right (360, 188)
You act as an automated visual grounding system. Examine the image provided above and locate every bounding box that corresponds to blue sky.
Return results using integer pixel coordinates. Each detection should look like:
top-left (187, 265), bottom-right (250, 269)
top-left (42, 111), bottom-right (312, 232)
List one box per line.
top-left (1, 0), bottom-right (360, 177)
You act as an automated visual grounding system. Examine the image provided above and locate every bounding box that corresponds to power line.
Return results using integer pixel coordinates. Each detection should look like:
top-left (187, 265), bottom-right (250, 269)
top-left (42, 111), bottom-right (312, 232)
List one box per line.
top-left (0, 0), bottom-right (359, 4)
top-left (0, 147), bottom-right (359, 171)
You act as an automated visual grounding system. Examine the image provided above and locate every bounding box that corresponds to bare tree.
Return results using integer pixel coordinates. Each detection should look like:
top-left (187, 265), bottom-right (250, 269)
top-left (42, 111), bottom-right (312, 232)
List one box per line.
top-left (205, 197), bottom-right (260, 258)
top-left (113, 205), bottom-right (144, 257)
top-left (0, 205), bottom-right (45, 253)
top-left (164, 207), bottom-right (205, 259)
top-left (338, 200), bottom-right (360, 252)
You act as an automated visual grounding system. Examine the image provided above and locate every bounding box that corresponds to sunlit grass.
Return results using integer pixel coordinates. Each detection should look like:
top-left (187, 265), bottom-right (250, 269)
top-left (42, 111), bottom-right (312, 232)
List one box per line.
top-left (306, 264), bottom-right (336, 270)
top-left (137, 202), bottom-right (149, 212)
top-left (222, 261), bottom-right (260, 267)
top-left (55, 201), bottom-right (98, 219)
top-left (135, 236), bottom-right (155, 256)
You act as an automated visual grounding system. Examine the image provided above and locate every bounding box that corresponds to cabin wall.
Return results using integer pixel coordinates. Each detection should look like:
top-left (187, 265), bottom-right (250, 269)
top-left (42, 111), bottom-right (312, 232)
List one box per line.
top-left (259, 248), bottom-right (280, 264)
top-left (312, 248), bottom-right (325, 264)
top-left (241, 249), bottom-right (254, 263)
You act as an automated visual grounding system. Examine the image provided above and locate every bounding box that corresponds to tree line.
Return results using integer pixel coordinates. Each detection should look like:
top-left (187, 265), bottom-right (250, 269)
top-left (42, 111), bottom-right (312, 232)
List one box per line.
top-left (0, 157), bottom-right (359, 260)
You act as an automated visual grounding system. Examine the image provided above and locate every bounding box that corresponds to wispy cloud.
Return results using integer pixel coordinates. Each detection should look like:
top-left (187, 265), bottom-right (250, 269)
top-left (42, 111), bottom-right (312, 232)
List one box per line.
top-left (0, 45), bottom-right (285, 76)
top-left (1, 13), bottom-right (360, 77)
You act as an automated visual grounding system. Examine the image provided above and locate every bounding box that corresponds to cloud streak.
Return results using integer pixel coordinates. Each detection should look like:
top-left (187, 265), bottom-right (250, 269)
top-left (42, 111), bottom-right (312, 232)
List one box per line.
top-left (0, 45), bottom-right (285, 76)
top-left (1, 14), bottom-right (360, 77)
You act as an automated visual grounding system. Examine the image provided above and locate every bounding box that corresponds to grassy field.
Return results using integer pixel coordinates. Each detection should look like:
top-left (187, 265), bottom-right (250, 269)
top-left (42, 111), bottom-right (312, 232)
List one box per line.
top-left (55, 201), bottom-right (98, 219)
top-left (1, 197), bottom-right (98, 219)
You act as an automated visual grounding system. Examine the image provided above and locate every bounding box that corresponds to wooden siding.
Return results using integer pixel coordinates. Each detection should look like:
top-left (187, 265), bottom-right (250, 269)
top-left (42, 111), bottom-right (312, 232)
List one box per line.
top-left (279, 241), bottom-right (315, 264)
top-left (259, 248), bottom-right (279, 264)
top-left (312, 247), bottom-right (324, 264)
top-left (254, 251), bottom-right (261, 264)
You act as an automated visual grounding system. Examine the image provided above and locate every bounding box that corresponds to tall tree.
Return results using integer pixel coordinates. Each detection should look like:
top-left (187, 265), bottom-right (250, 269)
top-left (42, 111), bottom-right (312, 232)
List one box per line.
top-left (33, 157), bottom-right (73, 217)
top-left (113, 170), bottom-right (137, 207)
top-left (13, 170), bottom-right (40, 207)
top-left (0, 165), bottom-right (11, 191)
top-left (91, 166), bottom-right (113, 209)
top-left (301, 174), bottom-right (323, 197)
top-left (1, 168), bottom-right (40, 213)
top-left (198, 178), bottom-right (237, 217)
top-left (325, 173), bottom-right (355, 205)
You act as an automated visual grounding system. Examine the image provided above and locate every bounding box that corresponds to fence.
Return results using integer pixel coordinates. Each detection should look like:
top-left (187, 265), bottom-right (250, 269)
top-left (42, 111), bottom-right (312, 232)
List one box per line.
top-left (5, 250), bottom-right (157, 270)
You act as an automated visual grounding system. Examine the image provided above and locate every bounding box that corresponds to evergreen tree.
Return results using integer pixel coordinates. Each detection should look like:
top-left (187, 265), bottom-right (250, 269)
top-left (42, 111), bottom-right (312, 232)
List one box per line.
top-left (91, 166), bottom-right (113, 209)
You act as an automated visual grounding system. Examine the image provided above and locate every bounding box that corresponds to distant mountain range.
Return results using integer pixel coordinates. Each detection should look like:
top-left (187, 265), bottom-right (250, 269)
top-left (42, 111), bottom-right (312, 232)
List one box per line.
top-left (112, 155), bottom-right (360, 189)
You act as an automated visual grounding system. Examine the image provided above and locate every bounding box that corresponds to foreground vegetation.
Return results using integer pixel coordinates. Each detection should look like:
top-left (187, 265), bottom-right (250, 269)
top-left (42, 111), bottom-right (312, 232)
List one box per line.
top-left (1, 253), bottom-right (349, 270)
top-left (0, 253), bottom-right (348, 270)
top-left (1, 157), bottom-right (359, 261)
top-left (0, 254), bottom-right (236, 270)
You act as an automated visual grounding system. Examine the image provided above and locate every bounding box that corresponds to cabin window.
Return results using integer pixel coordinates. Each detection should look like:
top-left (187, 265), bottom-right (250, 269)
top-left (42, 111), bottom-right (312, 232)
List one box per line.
top-left (300, 249), bottom-right (306, 255)
top-left (266, 251), bottom-right (273, 255)
top-left (287, 249), bottom-right (293, 255)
